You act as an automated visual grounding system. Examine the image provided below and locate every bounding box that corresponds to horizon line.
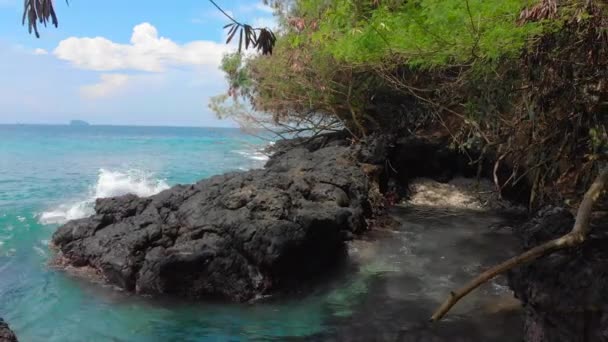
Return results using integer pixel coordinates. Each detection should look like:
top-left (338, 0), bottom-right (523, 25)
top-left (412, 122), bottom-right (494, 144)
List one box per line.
top-left (0, 122), bottom-right (242, 130)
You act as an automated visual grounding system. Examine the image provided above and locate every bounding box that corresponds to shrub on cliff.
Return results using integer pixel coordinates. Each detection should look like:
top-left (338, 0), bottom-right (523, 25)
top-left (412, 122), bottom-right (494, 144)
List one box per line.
top-left (19, 0), bottom-right (606, 206)
top-left (211, 0), bottom-right (549, 134)
top-left (212, 0), bottom-right (607, 207)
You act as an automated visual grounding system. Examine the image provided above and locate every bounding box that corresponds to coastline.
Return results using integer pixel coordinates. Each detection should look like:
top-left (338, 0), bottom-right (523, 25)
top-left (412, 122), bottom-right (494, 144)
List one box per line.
top-left (50, 132), bottom-right (375, 301)
top-left (6, 130), bottom-right (604, 340)
top-left (0, 318), bottom-right (17, 342)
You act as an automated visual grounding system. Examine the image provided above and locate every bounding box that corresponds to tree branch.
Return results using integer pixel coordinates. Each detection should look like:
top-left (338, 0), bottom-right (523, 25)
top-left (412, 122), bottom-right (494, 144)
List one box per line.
top-left (22, 0), bottom-right (276, 54)
top-left (430, 166), bottom-right (608, 322)
top-left (208, 0), bottom-right (241, 25)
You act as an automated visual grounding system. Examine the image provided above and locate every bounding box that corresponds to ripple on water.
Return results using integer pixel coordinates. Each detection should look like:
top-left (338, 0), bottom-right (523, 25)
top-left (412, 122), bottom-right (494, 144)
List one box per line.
top-left (0, 205), bottom-right (522, 341)
top-left (325, 204), bottom-right (522, 341)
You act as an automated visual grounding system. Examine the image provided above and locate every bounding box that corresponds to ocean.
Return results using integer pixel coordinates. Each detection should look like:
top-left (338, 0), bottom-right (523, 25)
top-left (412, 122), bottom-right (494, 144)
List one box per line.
top-left (0, 124), bottom-right (521, 341)
top-left (0, 124), bottom-right (316, 341)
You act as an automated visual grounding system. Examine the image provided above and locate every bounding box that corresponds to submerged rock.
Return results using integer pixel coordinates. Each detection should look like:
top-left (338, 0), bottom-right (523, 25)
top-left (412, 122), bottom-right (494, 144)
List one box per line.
top-left (509, 207), bottom-right (608, 342)
top-left (52, 134), bottom-right (376, 301)
top-left (0, 318), bottom-right (17, 342)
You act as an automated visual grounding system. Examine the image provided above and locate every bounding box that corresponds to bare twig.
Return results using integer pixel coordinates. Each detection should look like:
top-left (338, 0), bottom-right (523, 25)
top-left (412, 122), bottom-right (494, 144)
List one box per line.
top-left (430, 166), bottom-right (608, 322)
top-left (493, 149), bottom-right (510, 198)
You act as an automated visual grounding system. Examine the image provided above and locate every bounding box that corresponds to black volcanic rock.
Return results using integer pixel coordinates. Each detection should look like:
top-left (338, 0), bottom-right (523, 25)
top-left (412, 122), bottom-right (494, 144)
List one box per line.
top-left (509, 207), bottom-right (608, 342)
top-left (0, 318), bottom-right (17, 342)
top-left (52, 134), bottom-right (377, 301)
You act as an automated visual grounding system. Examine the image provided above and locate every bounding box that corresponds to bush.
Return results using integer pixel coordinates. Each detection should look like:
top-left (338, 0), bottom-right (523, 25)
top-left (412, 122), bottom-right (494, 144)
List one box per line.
top-left (211, 0), bottom-right (607, 206)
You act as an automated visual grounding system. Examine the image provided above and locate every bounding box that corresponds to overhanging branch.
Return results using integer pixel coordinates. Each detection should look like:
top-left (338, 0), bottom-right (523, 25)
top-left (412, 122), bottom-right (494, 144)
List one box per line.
top-left (430, 165), bottom-right (608, 322)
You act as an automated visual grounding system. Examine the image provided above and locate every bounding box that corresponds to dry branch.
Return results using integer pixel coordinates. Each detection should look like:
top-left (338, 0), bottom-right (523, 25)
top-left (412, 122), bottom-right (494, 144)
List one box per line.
top-left (430, 166), bottom-right (608, 322)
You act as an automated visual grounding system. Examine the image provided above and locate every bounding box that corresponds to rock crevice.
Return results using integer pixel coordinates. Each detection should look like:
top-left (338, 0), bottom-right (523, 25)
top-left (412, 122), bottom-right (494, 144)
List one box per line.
top-left (0, 318), bottom-right (17, 342)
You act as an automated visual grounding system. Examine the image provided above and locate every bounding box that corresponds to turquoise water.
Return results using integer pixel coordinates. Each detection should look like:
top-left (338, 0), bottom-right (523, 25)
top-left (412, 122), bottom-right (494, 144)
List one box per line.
top-left (0, 125), bottom-right (522, 341)
top-left (0, 125), bottom-right (331, 341)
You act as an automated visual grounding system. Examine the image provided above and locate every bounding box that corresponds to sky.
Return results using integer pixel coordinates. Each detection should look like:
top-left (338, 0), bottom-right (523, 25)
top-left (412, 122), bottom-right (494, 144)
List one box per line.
top-left (0, 0), bottom-right (276, 127)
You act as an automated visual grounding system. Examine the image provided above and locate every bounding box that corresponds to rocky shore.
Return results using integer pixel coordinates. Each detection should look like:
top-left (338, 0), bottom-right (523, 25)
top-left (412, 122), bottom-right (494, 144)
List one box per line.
top-left (48, 132), bottom-right (607, 341)
top-left (52, 133), bottom-right (381, 301)
top-left (0, 319), bottom-right (17, 342)
top-left (509, 207), bottom-right (608, 342)
top-left (51, 132), bottom-right (495, 302)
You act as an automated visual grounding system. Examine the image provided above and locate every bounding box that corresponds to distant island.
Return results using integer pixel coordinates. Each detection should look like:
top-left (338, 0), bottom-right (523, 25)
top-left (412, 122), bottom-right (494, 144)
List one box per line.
top-left (70, 120), bottom-right (90, 127)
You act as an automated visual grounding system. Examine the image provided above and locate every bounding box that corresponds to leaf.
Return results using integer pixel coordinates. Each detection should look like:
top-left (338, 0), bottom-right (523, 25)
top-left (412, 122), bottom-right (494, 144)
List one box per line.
top-left (50, 2), bottom-right (58, 27)
top-left (22, 1), bottom-right (28, 25)
top-left (238, 27), bottom-right (243, 53)
top-left (244, 25), bottom-right (252, 50)
top-left (255, 28), bottom-right (276, 55)
top-left (22, 0), bottom-right (61, 37)
top-left (226, 24), bottom-right (239, 44)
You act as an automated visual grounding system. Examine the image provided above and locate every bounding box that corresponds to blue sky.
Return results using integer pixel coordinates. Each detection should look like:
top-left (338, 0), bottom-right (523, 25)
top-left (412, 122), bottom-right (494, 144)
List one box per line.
top-left (0, 0), bottom-right (275, 127)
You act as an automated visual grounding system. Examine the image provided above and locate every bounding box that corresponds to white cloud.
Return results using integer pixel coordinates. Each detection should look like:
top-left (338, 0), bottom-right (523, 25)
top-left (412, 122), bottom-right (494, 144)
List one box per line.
top-left (54, 22), bottom-right (230, 72)
top-left (238, 2), bottom-right (274, 14)
top-left (254, 3), bottom-right (274, 13)
top-left (81, 74), bottom-right (130, 99)
top-left (33, 48), bottom-right (48, 55)
top-left (252, 16), bottom-right (278, 30)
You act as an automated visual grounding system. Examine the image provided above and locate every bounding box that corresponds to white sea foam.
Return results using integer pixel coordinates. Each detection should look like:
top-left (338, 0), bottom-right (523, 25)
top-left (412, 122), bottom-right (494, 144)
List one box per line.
top-left (33, 246), bottom-right (47, 257)
top-left (233, 149), bottom-right (270, 162)
top-left (39, 169), bottom-right (169, 225)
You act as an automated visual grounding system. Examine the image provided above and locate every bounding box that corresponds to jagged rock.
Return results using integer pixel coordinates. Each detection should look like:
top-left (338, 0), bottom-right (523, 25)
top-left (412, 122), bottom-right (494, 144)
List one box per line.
top-left (0, 318), bottom-right (17, 342)
top-left (509, 207), bottom-right (608, 342)
top-left (52, 133), bottom-right (377, 301)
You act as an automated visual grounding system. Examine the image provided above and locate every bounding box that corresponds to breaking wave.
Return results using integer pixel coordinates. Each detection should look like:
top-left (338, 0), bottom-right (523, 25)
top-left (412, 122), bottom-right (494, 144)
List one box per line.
top-left (39, 169), bottom-right (169, 225)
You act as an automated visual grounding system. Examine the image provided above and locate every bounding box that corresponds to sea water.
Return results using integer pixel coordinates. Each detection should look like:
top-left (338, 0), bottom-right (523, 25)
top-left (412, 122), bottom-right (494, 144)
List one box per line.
top-left (0, 125), bottom-right (521, 341)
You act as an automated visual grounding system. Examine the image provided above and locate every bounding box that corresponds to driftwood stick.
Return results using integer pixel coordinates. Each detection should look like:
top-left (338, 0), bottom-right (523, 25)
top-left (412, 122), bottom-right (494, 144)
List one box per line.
top-left (430, 167), bottom-right (608, 322)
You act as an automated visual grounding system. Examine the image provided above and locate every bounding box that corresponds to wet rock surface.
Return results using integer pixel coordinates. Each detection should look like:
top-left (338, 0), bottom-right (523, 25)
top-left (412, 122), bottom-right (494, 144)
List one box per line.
top-left (52, 133), bottom-right (377, 301)
top-left (509, 207), bottom-right (608, 342)
top-left (0, 318), bottom-right (17, 342)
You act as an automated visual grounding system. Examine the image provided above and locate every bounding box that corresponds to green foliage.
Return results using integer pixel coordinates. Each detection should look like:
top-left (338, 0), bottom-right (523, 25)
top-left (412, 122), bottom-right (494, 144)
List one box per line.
top-left (589, 126), bottom-right (608, 155)
top-left (212, 0), bottom-right (566, 138)
top-left (303, 0), bottom-right (549, 68)
top-left (213, 0), bottom-right (606, 202)
top-left (220, 53), bottom-right (252, 98)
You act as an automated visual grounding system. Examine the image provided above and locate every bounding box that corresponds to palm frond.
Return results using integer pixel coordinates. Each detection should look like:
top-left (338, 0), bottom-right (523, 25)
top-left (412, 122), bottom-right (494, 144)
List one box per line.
top-left (23, 0), bottom-right (68, 38)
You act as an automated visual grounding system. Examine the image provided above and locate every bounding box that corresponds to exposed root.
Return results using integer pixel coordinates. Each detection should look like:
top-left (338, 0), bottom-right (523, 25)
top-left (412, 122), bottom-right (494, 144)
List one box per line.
top-left (430, 166), bottom-right (608, 322)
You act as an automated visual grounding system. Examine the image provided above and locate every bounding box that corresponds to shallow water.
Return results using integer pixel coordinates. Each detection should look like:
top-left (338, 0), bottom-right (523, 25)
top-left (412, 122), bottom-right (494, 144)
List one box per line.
top-left (313, 205), bottom-right (522, 341)
top-left (0, 125), bottom-right (521, 341)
